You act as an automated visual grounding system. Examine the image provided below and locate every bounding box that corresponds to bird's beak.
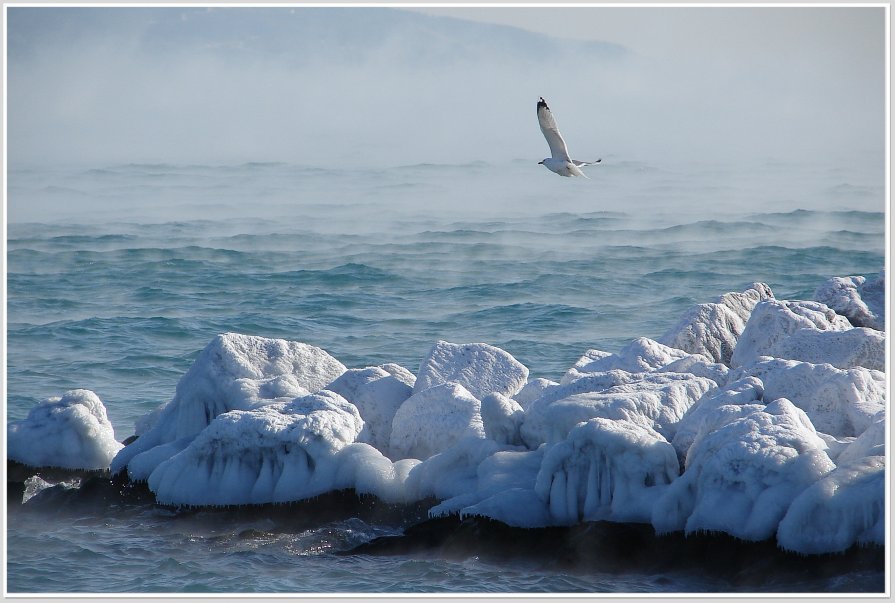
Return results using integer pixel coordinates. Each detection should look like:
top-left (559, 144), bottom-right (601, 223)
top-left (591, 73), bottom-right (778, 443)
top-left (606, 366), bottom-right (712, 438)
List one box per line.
top-left (538, 160), bottom-right (544, 165)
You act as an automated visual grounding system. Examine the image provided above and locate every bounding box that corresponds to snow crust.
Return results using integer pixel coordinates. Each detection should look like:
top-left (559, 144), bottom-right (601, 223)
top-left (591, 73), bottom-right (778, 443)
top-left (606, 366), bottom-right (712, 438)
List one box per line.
top-left (18, 270), bottom-right (886, 555)
top-left (7, 389), bottom-right (123, 470)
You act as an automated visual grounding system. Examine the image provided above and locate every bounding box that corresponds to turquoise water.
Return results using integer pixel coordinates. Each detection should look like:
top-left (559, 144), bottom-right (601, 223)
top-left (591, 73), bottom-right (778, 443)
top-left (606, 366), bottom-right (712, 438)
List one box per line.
top-left (5, 159), bottom-right (886, 593)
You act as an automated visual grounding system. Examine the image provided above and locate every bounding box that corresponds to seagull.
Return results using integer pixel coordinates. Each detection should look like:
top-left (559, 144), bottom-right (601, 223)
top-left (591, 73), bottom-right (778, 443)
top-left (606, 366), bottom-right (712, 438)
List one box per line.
top-left (537, 96), bottom-right (601, 178)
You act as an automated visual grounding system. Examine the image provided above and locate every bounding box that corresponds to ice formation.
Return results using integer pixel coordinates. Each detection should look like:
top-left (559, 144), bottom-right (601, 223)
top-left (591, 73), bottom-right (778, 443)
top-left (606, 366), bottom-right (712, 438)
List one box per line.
top-left (535, 418), bottom-right (679, 524)
top-left (513, 378), bottom-right (558, 410)
top-left (521, 372), bottom-right (715, 446)
top-left (111, 333), bottom-right (346, 477)
top-left (777, 455), bottom-right (885, 554)
top-left (670, 376), bottom-right (765, 462)
top-left (413, 340), bottom-right (529, 400)
top-left (325, 365), bottom-right (414, 453)
top-left (659, 282), bottom-right (774, 365)
top-left (814, 272), bottom-right (885, 331)
top-left (15, 270), bottom-right (887, 556)
top-left (389, 382), bottom-right (486, 461)
top-left (7, 389), bottom-right (123, 470)
top-left (561, 337), bottom-right (698, 383)
top-left (651, 399), bottom-right (836, 541)
top-left (731, 357), bottom-right (885, 438)
top-left (730, 299), bottom-right (852, 368)
top-left (147, 390), bottom-right (364, 506)
top-left (760, 326), bottom-right (885, 372)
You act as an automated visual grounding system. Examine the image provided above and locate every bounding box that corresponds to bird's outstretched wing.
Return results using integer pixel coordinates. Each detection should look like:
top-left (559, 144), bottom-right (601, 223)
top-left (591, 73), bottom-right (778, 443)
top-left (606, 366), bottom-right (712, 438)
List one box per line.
top-left (537, 97), bottom-right (571, 162)
top-left (572, 159), bottom-right (602, 167)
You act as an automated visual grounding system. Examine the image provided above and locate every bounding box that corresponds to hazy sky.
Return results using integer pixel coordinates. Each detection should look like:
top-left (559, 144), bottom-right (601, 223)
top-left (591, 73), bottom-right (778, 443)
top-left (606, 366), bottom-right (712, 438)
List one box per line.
top-left (6, 5), bottom-right (886, 169)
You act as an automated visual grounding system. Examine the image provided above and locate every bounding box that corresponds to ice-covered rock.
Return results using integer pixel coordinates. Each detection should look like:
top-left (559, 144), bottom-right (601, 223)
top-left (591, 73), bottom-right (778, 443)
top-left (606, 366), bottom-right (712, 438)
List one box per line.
top-left (731, 358), bottom-right (885, 438)
top-left (522, 372), bottom-right (715, 447)
top-left (332, 443), bottom-right (419, 504)
top-left (146, 390), bottom-right (363, 506)
top-left (480, 392), bottom-right (525, 446)
top-left (836, 412), bottom-right (886, 464)
top-left (560, 338), bottom-right (694, 384)
top-left (112, 333), bottom-right (346, 476)
top-left (657, 354), bottom-right (730, 387)
top-left (535, 418), bottom-right (679, 525)
top-left (377, 363), bottom-right (417, 387)
top-left (413, 340), bottom-right (529, 400)
top-left (389, 382), bottom-right (485, 460)
top-left (659, 282), bottom-right (774, 365)
top-left (730, 299), bottom-right (852, 368)
top-left (325, 366), bottom-right (413, 453)
top-left (428, 447), bottom-right (548, 527)
top-left (405, 436), bottom-right (504, 502)
top-left (671, 376), bottom-right (765, 463)
top-left (814, 272), bottom-right (885, 331)
top-left (7, 389), bottom-right (123, 471)
top-left (761, 327), bottom-right (885, 371)
top-left (652, 399), bottom-right (835, 541)
top-left (513, 377), bottom-right (558, 411)
top-left (777, 456), bottom-right (885, 554)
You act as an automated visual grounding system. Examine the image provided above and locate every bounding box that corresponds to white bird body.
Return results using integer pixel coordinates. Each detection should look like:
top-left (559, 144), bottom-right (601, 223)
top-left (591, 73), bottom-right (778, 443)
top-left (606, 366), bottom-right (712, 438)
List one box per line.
top-left (537, 96), bottom-right (600, 178)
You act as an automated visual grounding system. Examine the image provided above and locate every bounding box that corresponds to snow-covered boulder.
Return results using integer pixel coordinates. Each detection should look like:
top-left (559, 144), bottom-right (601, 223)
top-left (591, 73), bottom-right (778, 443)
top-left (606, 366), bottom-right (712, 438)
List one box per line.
top-left (730, 300), bottom-right (852, 368)
top-left (480, 392), bottom-right (525, 446)
top-left (836, 412), bottom-right (886, 464)
top-left (659, 282), bottom-right (774, 365)
top-left (112, 333), bottom-right (346, 476)
top-left (413, 340), bottom-right (529, 400)
top-left (325, 366), bottom-right (414, 453)
top-left (560, 337), bottom-right (696, 384)
top-left (777, 456), bottom-right (885, 554)
top-left (731, 358), bottom-right (885, 438)
top-left (657, 354), bottom-right (730, 387)
top-left (513, 377), bottom-right (558, 411)
top-left (390, 382), bottom-right (485, 460)
top-left (814, 272), bottom-right (885, 331)
top-left (7, 389), bottom-right (123, 471)
top-left (146, 390), bottom-right (363, 506)
top-left (522, 372), bottom-right (715, 447)
top-left (652, 399), bottom-right (835, 541)
top-left (761, 327), bottom-right (885, 371)
top-left (671, 376), bottom-right (765, 463)
top-left (535, 418), bottom-right (679, 525)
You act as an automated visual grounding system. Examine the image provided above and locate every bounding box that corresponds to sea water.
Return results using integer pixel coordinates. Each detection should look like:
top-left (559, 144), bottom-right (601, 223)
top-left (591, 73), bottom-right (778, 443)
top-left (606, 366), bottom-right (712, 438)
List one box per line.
top-left (5, 158), bottom-right (886, 593)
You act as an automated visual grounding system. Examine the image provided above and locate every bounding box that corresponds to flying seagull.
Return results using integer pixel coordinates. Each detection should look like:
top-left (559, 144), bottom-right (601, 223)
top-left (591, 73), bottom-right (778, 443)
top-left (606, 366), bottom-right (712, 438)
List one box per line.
top-left (537, 97), bottom-right (601, 178)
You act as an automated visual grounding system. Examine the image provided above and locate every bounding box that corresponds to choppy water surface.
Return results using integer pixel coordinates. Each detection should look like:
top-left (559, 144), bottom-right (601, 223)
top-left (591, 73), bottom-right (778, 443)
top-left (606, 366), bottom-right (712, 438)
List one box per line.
top-left (6, 159), bottom-right (886, 593)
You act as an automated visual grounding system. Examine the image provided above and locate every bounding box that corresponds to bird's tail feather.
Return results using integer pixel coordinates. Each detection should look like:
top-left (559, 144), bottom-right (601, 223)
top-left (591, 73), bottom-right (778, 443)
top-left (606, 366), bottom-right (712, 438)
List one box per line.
top-left (570, 163), bottom-right (589, 178)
